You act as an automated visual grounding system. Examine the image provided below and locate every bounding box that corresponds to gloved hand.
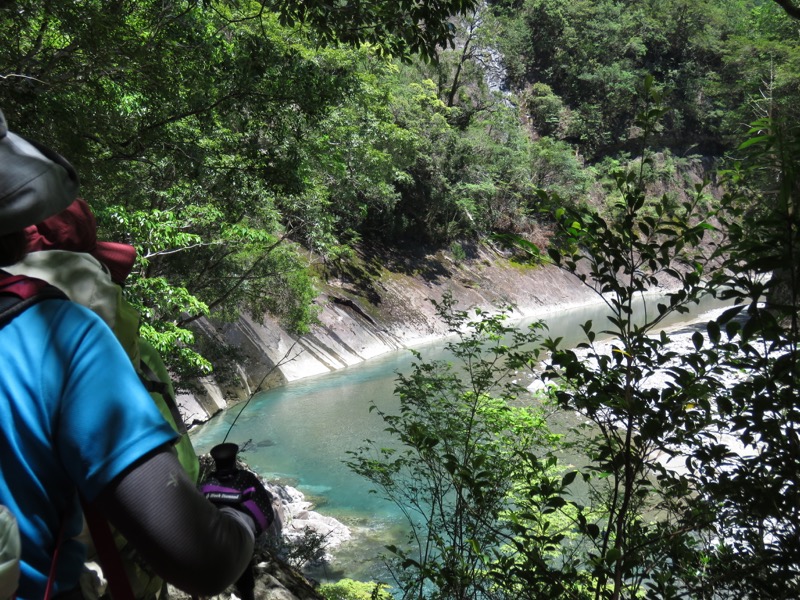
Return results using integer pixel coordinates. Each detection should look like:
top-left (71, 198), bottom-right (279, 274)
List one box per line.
top-left (200, 444), bottom-right (275, 536)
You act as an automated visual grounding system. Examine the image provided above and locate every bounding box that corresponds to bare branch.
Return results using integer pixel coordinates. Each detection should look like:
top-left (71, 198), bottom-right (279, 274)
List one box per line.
top-left (143, 242), bottom-right (218, 259)
top-left (221, 340), bottom-right (304, 444)
top-left (0, 73), bottom-right (49, 85)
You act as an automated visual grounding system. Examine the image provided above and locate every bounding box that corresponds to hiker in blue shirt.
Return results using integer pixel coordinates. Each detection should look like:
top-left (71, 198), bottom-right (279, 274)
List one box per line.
top-left (0, 110), bottom-right (270, 600)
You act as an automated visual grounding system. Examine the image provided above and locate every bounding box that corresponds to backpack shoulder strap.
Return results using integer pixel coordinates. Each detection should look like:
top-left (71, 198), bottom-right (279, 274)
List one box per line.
top-left (0, 270), bottom-right (67, 326)
top-left (138, 359), bottom-right (187, 435)
top-left (0, 285), bottom-right (67, 324)
top-left (80, 498), bottom-right (135, 600)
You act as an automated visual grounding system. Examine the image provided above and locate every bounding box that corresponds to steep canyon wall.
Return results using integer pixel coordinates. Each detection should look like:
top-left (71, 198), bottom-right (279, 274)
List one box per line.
top-left (178, 243), bottom-right (597, 425)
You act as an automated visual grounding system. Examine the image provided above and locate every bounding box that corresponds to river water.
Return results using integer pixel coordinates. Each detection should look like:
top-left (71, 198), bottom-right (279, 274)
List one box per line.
top-left (189, 293), bottom-right (727, 583)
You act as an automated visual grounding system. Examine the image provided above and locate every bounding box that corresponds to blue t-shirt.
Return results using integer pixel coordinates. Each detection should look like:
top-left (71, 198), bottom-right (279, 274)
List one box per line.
top-left (0, 299), bottom-right (177, 599)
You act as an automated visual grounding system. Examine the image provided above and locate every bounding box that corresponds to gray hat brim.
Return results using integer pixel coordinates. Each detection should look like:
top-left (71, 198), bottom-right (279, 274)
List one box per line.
top-left (0, 130), bottom-right (79, 236)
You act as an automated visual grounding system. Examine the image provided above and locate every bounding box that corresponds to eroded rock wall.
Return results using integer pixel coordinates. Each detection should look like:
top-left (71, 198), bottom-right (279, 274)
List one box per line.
top-left (184, 244), bottom-right (596, 423)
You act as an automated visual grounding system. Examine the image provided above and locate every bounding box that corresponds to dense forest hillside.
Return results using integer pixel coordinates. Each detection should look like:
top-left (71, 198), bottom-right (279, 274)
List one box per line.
top-left (1, 0), bottom-right (796, 380)
top-left (2, 1), bottom-right (800, 598)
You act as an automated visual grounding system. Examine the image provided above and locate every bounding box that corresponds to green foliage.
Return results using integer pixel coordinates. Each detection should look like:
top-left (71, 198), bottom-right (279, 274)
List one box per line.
top-left (677, 117), bottom-right (800, 598)
top-left (0, 1), bottom-right (356, 376)
top-left (398, 78), bottom-right (800, 599)
top-left (529, 137), bottom-right (594, 206)
top-left (2, 0), bottom-right (796, 399)
top-left (296, 54), bottom-right (416, 247)
top-left (268, 0), bottom-right (480, 62)
top-left (492, 0), bottom-right (651, 154)
top-left (521, 82), bottom-right (569, 138)
top-left (347, 294), bottom-right (569, 599)
top-left (490, 0), bottom-right (800, 158)
top-left (361, 79), bottom-right (771, 599)
top-left (536, 88), bottom-right (718, 599)
top-left (0, 0), bottom-right (592, 377)
top-left (378, 77), bottom-right (459, 241)
top-left (299, 9), bottom-right (562, 246)
top-left (709, 2), bottom-right (800, 139)
top-left (319, 579), bottom-right (393, 600)
top-left (770, 0), bottom-right (800, 20)
top-left (448, 241), bottom-right (467, 263)
top-left (381, 65), bottom-right (552, 242)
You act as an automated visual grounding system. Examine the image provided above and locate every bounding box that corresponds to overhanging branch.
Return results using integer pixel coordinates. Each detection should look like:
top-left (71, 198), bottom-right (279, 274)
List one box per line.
top-left (773, 0), bottom-right (800, 19)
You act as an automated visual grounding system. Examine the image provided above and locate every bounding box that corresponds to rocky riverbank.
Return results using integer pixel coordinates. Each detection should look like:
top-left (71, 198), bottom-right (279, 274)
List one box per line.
top-left (164, 457), bottom-right (351, 600)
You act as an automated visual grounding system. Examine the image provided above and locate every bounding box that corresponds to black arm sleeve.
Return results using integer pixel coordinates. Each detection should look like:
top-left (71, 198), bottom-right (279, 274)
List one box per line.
top-left (94, 446), bottom-right (255, 596)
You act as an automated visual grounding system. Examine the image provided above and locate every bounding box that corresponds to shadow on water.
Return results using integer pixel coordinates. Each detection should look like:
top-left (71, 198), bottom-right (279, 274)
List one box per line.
top-left (190, 292), bottom-right (730, 584)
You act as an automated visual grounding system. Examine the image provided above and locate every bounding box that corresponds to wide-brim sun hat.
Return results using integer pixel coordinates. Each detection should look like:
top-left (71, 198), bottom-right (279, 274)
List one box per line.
top-left (0, 109), bottom-right (79, 236)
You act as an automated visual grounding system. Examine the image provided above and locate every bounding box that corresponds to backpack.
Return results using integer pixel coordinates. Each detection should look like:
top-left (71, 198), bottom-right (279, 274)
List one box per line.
top-left (0, 505), bottom-right (21, 600)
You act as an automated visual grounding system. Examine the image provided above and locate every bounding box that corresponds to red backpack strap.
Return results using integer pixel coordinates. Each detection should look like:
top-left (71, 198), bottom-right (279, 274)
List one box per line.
top-left (80, 498), bottom-right (135, 600)
top-left (43, 516), bottom-right (68, 600)
top-left (0, 270), bottom-right (67, 325)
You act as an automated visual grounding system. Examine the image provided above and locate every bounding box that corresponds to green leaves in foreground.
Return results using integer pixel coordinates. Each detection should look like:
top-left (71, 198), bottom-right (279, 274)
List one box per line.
top-left (347, 294), bottom-right (596, 598)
